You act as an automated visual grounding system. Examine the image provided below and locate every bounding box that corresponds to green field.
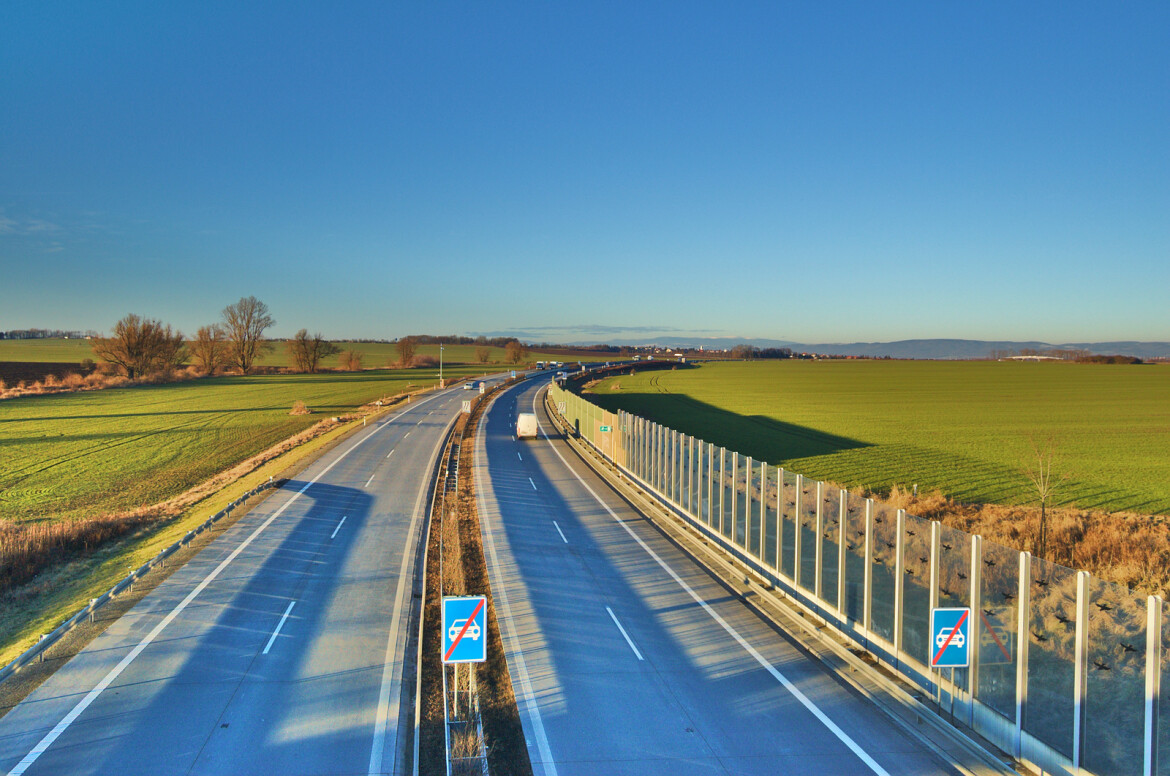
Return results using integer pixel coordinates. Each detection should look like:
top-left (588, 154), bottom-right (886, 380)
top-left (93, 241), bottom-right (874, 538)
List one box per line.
top-left (0, 338), bottom-right (610, 368)
top-left (0, 365), bottom-right (492, 524)
top-left (587, 360), bottom-right (1170, 515)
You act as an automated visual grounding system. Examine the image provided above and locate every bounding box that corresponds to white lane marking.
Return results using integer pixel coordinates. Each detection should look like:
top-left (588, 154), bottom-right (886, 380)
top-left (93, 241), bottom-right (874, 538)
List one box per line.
top-left (365, 473), bottom-right (376, 488)
top-left (529, 477), bottom-right (537, 490)
top-left (416, 418), bottom-right (424, 425)
top-left (552, 521), bottom-right (568, 544)
top-left (605, 606), bottom-right (644, 661)
top-left (475, 394), bottom-right (558, 776)
top-left (263, 601), bottom-right (297, 655)
top-left (517, 451), bottom-right (523, 461)
top-left (5, 398), bottom-right (420, 776)
top-left (386, 449), bottom-right (395, 459)
top-left (369, 411), bottom-right (457, 775)
top-left (533, 391), bottom-right (891, 776)
top-left (331, 515), bottom-right (347, 539)
top-left (404, 431), bottom-right (411, 438)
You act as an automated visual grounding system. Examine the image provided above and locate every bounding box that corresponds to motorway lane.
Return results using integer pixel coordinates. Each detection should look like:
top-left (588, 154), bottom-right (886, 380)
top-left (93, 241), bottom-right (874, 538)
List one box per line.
top-left (0, 385), bottom-right (473, 776)
top-left (476, 380), bottom-right (964, 776)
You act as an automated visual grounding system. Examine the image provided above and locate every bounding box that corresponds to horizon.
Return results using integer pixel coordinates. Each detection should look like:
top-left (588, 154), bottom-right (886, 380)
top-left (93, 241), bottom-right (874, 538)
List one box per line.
top-left (3, 3), bottom-right (1167, 343)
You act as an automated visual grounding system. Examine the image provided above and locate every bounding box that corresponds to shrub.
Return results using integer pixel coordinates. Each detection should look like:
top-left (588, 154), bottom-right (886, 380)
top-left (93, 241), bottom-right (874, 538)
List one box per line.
top-left (412, 355), bottom-right (439, 368)
top-left (290, 400), bottom-right (311, 415)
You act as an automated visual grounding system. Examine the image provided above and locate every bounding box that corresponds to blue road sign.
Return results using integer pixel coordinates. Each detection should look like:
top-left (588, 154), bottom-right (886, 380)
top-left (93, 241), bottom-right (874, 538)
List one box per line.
top-left (442, 596), bottom-right (487, 664)
top-left (930, 607), bottom-right (971, 668)
top-left (511, 370), bottom-right (517, 378)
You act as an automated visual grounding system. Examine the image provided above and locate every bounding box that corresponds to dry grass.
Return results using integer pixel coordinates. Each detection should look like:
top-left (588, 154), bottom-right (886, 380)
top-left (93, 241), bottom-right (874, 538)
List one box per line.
top-left (289, 400), bottom-right (311, 416)
top-left (880, 485), bottom-right (1170, 595)
top-left (0, 366), bottom-right (204, 400)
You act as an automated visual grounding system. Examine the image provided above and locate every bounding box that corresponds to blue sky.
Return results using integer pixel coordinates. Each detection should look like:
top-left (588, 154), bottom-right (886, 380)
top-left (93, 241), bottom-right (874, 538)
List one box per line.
top-left (2, 2), bottom-right (1167, 343)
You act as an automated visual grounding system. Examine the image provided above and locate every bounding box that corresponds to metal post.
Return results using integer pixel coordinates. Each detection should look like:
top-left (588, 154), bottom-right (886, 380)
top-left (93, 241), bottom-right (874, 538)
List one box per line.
top-left (929, 521), bottom-right (942, 705)
top-left (688, 436), bottom-right (696, 516)
top-left (1015, 551), bottom-right (1031, 759)
top-left (794, 474), bottom-right (803, 589)
top-left (731, 452), bottom-right (739, 545)
top-left (759, 462), bottom-right (767, 561)
top-left (863, 499), bottom-right (874, 637)
top-left (1146, 595), bottom-right (1163, 776)
top-left (894, 509), bottom-right (906, 658)
top-left (929, 521), bottom-right (941, 612)
top-left (706, 441), bottom-right (714, 527)
top-left (1073, 570), bottom-right (1091, 769)
top-left (969, 535), bottom-right (983, 724)
top-left (718, 448), bottom-right (726, 537)
top-left (838, 489), bottom-right (848, 616)
top-left (815, 481), bottom-right (824, 600)
top-left (776, 468), bottom-right (785, 576)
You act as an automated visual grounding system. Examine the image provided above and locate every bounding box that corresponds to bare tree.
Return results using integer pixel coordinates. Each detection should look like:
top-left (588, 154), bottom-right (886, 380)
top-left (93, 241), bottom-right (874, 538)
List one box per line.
top-left (475, 346), bottom-right (492, 364)
top-left (286, 329), bottom-right (340, 373)
top-left (191, 324), bottom-right (228, 374)
top-left (91, 314), bottom-right (186, 378)
top-left (1024, 435), bottom-right (1068, 560)
top-left (340, 350), bottom-right (364, 371)
top-left (222, 296), bottom-right (274, 374)
top-left (505, 340), bottom-right (528, 365)
top-left (396, 336), bottom-right (417, 367)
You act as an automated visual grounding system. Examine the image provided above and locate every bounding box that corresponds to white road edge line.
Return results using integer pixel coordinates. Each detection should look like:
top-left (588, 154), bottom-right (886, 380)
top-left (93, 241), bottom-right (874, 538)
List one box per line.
top-left (476, 391), bottom-right (558, 776)
top-left (533, 390), bottom-right (892, 776)
top-left (4, 390), bottom-right (452, 776)
top-left (331, 515), bottom-right (347, 539)
top-left (605, 606), bottom-right (643, 661)
top-left (552, 520), bottom-right (568, 544)
top-left (262, 601), bottom-right (297, 655)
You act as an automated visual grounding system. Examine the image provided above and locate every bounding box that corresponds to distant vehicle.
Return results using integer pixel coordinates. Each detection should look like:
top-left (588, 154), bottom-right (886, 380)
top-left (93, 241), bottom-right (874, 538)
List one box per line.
top-left (633, 355), bottom-right (642, 361)
top-left (463, 382), bottom-right (473, 390)
top-left (448, 618), bottom-right (481, 642)
top-left (555, 371), bottom-right (566, 381)
top-left (935, 627), bottom-right (966, 650)
top-left (517, 412), bottom-right (538, 439)
top-left (536, 361), bottom-right (546, 369)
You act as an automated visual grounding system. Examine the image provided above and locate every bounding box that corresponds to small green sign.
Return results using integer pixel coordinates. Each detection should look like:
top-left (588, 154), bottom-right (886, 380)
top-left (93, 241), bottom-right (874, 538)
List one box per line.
top-left (599, 425), bottom-right (612, 432)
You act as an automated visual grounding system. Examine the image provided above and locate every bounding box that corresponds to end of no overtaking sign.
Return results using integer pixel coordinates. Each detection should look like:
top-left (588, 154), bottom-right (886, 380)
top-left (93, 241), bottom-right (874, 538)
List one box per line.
top-left (442, 595), bottom-right (487, 664)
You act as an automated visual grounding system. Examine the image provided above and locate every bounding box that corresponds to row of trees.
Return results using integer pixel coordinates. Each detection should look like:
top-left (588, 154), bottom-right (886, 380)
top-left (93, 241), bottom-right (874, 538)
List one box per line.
top-left (93, 297), bottom-right (275, 377)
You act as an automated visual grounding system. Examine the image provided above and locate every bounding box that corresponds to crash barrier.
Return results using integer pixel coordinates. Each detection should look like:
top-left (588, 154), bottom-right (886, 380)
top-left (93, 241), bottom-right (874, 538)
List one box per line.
top-left (550, 382), bottom-right (1164, 776)
top-left (0, 479), bottom-right (280, 685)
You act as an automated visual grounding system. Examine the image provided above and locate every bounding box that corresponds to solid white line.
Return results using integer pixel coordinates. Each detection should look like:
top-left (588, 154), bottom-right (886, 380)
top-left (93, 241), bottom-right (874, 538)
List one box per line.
top-left (5, 397), bottom-right (419, 776)
top-left (533, 391), bottom-right (891, 776)
top-left (330, 515), bottom-right (347, 539)
top-left (552, 521), bottom-right (568, 544)
top-left (529, 477), bottom-right (537, 490)
top-left (476, 389), bottom-right (558, 776)
top-left (605, 606), bottom-right (643, 661)
top-left (262, 601), bottom-right (297, 654)
top-left (365, 473), bottom-right (376, 488)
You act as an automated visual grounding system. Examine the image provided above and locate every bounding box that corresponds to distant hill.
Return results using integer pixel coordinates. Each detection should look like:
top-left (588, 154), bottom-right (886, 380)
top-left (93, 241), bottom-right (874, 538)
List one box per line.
top-left (560, 336), bottom-right (1170, 360)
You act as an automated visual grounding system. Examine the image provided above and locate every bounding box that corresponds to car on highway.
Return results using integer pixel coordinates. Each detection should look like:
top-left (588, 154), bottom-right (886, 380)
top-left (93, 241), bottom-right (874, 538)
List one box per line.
top-left (448, 618), bottom-right (481, 641)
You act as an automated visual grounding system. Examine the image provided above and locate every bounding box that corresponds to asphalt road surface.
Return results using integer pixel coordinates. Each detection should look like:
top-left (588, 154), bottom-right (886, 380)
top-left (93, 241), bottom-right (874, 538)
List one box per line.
top-left (0, 384), bottom-right (476, 776)
top-left (475, 378), bottom-right (965, 776)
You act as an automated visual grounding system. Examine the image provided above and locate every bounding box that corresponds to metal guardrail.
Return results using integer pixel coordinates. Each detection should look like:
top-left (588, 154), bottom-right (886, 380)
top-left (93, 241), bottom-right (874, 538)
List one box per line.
top-left (0, 479), bottom-right (280, 685)
top-left (550, 382), bottom-right (1164, 776)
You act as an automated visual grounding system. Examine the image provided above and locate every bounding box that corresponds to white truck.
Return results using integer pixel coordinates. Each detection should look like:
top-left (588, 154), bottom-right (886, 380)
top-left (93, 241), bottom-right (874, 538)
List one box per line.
top-left (517, 413), bottom-right (538, 439)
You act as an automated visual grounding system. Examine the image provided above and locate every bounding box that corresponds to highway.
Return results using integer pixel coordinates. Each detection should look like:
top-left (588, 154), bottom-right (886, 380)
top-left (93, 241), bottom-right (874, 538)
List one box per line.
top-left (475, 377), bottom-right (966, 776)
top-left (0, 384), bottom-right (475, 776)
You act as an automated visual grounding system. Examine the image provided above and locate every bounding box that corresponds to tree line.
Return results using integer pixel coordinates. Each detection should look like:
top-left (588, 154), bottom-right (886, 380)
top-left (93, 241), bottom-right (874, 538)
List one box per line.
top-left (92, 296), bottom-right (277, 378)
